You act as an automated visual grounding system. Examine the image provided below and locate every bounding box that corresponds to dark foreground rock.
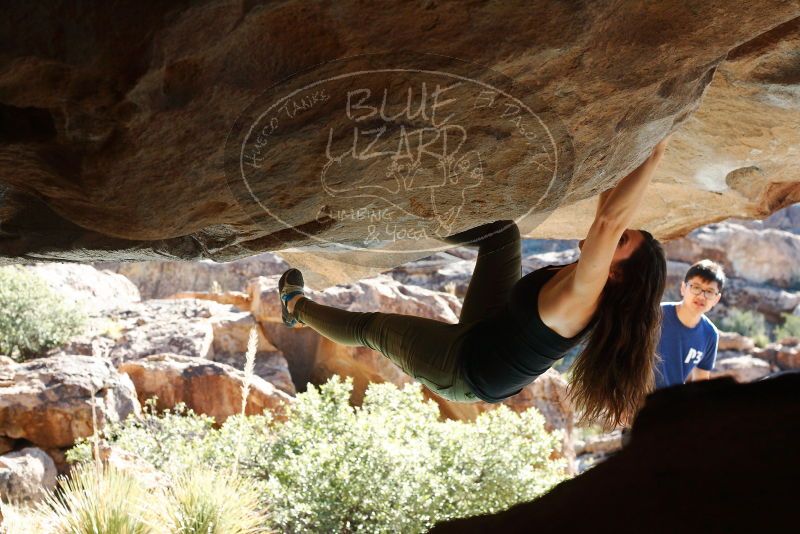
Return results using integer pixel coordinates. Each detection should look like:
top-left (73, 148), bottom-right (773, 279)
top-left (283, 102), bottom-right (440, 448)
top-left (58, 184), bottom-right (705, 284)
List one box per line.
top-left (431, 373), bottom-right (800, 534)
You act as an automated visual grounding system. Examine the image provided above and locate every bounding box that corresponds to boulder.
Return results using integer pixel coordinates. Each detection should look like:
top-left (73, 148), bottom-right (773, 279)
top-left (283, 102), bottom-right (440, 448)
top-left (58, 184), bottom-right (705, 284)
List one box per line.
top-left (721, 280), bottom-right (800, 323)
top-left (24, 263), bottom-right (141, 312)
top-left (0, 355), bottom-right (140, 448)
top-left (531, 16), bottom-right (800, 245)
top-left (1, 2), bottom-right (799, 289)
top-left (710, 355), bottom-right (773, 382)
top-left (0, 447), bottom-right (57, 503)
top-left (212, 349), bottom-right (295, 397)
top-left (98, 253), bottom-right (289, 299)
top-left (775, 339), bottom-right (800, 369)
top-left (206, 310), bottom-right (296, 394)
top-left (663, 222), bottom-right (800, 288)
top-left (170, 290), bottom-right (251, 311)
top-left (209, 310), bottom-right (278, 354)
top-left (56, 299), bottom-right (229, 364)
top-left (118, 353), bottom-right (293, 423)
top-left (717, 331), bottom-right (756, 352)
top-left (42, 448), bottom-right (69, 476)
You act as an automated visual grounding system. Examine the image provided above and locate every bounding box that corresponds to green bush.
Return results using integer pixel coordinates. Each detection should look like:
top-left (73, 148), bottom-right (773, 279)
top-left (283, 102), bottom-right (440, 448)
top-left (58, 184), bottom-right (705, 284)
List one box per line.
top-left (774, 313), bottom-right (800, 343)
top-left (67, 399), bottom-right (272, 474)
top-left (0, 266), bottom-right (86, 360)
top-left (69, 379), bottom-right (568, 533)
top-left (719, 308), bottom-right (769, 347)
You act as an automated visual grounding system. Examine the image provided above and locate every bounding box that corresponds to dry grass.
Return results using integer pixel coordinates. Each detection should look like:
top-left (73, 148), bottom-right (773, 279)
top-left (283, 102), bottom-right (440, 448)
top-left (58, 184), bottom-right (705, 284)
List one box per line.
top-left (152, 468), bottom-right (268, 534)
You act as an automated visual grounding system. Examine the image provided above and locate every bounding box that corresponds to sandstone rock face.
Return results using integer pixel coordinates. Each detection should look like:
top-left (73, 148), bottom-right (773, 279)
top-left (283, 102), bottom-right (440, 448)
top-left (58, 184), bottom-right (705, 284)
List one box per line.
top-left (24, 263), bottom-right (141, 312)
top-left (118, 353), bottom-right (293, 423)
top-left (774, 338), bottom-right (800, 369)
top-left (717, 331), bottom-right (756, 352)
top-left (0, 356), bottom-right (140, 448)
top-left (98, 253), bottom-right (288, 299)
top-left (206, 310), bottom-right (295, 394)
top-left (57, 299), bottom-right (227, 364)
top-left (209, 310), bottom-right (277, 354)
top-left (212, 349), bottom-right (296, 397)
top-left (663, 222), bottom-right (800, 288)
top-left (1, 2), bottom-right (799, 289)
top-left (532, 16), bottom-right (800, 245)
top-left (710, 355), bottom-right (773, 382)
top-left (0, 447), bottom-right (57, 503)
top-left (170, 290), bottom-right (251, 311)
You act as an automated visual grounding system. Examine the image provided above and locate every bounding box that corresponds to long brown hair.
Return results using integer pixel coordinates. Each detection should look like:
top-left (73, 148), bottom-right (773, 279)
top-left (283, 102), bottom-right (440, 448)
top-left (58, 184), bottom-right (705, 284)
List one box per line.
top-left (569, 230), bottom-right (666, 428)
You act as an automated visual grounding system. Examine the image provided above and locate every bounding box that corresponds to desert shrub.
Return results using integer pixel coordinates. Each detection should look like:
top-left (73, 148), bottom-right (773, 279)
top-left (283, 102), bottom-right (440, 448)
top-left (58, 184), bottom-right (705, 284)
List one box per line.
top-left (70, 378), bottom-right (567, 533)
top-left (154, 468), bottom-right (267, 534)
top-left (8, 464), bottom-right (267, 534)
top-left (35, 464), bottom-right (152, 534)
top-left (67, 399), bottom-right (273, 475)
top-left (774, 313), bottom-right (800, 343)
top-left (719, 308), bottom-right (769, 347)
top-left (0, 266), bottom-right (86, 360)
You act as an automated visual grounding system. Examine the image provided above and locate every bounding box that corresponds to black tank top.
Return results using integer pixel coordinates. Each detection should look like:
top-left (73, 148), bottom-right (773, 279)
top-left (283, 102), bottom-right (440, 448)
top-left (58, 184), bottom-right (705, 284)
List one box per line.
top-left (460, 266), bottom-right (591, 403)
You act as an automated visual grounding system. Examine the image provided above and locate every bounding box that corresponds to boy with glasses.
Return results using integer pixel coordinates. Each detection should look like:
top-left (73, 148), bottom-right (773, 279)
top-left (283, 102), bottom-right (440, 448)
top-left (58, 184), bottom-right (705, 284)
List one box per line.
top-left (655, 260), bottom-right (725, 389)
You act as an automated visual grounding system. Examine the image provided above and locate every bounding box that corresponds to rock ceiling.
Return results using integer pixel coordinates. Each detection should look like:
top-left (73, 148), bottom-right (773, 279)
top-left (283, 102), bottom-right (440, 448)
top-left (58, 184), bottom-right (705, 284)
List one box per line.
top-left (1, 1), bottom-right (799, 287)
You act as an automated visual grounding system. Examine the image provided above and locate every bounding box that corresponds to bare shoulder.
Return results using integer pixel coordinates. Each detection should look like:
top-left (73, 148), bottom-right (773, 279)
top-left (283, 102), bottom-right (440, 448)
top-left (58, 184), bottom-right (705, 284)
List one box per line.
top-left (538, 264), bottom-right (599, 338)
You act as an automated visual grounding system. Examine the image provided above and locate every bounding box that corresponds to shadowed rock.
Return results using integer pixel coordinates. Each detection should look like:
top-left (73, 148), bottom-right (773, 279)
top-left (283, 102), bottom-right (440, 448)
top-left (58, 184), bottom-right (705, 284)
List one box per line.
top-left (430, 373), bottom-right (800, 533)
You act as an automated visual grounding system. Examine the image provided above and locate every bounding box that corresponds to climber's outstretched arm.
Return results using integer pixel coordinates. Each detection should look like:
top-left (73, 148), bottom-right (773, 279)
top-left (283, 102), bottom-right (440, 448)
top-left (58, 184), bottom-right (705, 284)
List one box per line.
top-left (570, 138), bottom-right (669, 301)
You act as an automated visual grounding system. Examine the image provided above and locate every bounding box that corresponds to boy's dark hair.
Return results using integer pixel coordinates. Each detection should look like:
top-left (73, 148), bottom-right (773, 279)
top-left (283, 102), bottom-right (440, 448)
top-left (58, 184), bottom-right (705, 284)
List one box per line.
top-left (684, 259), bottom-right (726, 291)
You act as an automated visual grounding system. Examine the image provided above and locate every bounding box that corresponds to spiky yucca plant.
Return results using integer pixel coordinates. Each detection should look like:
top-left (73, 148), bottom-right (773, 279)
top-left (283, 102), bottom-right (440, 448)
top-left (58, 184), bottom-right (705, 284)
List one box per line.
top-left (155, 468), bottom-right (267, 534)
top-left (36, 464), bottom-right (152, 534)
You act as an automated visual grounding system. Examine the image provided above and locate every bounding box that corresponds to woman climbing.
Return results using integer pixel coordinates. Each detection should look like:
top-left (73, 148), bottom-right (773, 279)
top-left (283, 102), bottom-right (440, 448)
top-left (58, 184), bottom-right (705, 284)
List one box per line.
top-left (279, 137), bottom-right (670, 427)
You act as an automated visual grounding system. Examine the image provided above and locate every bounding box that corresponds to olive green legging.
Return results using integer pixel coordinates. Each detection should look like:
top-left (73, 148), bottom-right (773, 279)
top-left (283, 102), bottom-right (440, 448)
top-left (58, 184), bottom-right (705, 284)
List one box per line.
top-left (293, 220), bottom-right (522, 402)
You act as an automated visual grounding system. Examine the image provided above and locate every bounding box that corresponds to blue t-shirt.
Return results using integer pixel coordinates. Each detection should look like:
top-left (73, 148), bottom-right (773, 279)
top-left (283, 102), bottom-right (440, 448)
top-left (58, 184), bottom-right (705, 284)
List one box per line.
top-left (655, 303), bottom-right (718, 389)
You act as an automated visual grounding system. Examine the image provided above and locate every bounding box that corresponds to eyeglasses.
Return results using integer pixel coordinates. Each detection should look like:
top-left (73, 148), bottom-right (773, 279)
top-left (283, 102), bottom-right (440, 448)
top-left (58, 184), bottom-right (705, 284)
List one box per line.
top-left (685, 283), bottom-right (720, 300)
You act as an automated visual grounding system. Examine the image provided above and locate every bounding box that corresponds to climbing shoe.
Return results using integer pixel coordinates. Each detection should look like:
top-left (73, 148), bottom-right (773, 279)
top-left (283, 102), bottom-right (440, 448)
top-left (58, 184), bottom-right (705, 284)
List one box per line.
top-left (278, 268), bottom-right (305, 327)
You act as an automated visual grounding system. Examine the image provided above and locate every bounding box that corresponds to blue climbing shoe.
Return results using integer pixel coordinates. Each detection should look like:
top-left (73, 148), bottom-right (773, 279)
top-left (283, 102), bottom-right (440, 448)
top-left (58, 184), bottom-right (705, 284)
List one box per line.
top-left (278, 268), bottom-right (305, 327)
